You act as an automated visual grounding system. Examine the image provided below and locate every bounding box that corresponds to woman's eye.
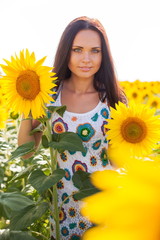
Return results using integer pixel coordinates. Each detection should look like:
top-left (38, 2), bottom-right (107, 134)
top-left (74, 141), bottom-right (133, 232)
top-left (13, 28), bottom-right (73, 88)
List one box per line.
top-left (92, 49), bottom-right (101, 53)
top-left (72, 48), bottom-right (82, 53)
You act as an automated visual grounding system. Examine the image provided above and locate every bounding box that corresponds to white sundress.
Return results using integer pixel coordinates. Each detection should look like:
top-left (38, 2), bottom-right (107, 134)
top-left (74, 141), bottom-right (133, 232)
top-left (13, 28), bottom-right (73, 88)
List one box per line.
top-left (49, 91), bottom-right (112, 240)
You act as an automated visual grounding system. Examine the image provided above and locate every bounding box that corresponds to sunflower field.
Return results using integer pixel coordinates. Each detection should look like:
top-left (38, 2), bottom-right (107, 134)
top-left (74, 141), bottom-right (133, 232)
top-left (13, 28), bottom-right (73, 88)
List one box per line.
top-left (0, 51), bottom-right (160, 240)
top-left (120, 79), bottom-right (160, 110)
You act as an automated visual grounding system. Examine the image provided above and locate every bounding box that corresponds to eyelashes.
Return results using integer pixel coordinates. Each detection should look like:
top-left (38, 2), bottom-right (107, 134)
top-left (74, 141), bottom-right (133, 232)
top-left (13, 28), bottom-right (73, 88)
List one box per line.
top-left (72, 48), bottom-right (101, 53)
top-left (72, 48), bottom-right (82, 53)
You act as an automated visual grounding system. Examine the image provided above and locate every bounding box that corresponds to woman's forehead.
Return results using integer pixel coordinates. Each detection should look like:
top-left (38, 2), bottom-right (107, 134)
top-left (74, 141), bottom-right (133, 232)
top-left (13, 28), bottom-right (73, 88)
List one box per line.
top-left (72, 29), bottom-right (101, 47)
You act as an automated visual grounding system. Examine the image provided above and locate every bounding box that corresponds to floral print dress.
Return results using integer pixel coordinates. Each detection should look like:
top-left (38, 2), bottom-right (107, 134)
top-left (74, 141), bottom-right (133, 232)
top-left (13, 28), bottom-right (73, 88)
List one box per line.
top-left (50, 91), bottom-right (112, 240)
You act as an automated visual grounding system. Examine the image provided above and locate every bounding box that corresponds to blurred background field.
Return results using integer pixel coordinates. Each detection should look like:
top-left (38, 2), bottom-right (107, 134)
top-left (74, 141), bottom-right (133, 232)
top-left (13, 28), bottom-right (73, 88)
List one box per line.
top-left (120, 80), bottom-right (160, 112)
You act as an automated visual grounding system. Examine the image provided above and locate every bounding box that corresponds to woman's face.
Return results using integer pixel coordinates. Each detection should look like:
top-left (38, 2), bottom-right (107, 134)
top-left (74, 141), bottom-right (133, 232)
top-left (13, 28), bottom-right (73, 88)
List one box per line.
top-left (68, 29), bottom-right (102, 80)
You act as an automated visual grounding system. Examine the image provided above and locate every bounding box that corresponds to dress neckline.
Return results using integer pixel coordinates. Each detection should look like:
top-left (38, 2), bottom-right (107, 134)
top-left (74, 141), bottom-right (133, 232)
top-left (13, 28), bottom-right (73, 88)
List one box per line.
top-left (57, 91), bottom-right (103, 116)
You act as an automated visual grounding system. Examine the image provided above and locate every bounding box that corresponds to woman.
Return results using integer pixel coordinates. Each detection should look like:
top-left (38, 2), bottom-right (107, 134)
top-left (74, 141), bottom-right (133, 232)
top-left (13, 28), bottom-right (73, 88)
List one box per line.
top-left (18, 16), bottom-right (127, 240)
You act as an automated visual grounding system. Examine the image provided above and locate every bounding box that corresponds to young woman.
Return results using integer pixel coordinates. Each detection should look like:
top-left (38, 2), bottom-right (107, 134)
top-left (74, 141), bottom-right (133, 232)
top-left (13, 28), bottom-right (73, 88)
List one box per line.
top-left (18, 16), bottom-right (127, 240)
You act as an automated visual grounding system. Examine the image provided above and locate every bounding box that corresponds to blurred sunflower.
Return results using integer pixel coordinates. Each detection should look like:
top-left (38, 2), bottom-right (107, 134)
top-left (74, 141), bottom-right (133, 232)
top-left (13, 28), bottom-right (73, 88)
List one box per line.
top-left (119, 80), bottom-right (131, 93)
top-left (0, 89), bottom-right (4, 107)
top-left (0, 49), bottom-right (57, 119)
top-left (150, 81), bottom-right (160, 94)
top-left (106, 101), bottom-right (160, 157)
top-left (0, 74), bottom-right (8, 128)
top-left (147, 94), bottom-right (160, 110)
top-left (125, 86), bottom-right (142, 104)
top-left (81, 157), bottom-right (160, 240)
top-left (0, 107), bottom-right (8, 129)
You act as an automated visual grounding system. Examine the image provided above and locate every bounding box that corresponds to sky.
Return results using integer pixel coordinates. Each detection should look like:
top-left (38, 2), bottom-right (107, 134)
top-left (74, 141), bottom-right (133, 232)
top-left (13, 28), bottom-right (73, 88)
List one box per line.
top-left (0, 0), bottom-right (160, 82)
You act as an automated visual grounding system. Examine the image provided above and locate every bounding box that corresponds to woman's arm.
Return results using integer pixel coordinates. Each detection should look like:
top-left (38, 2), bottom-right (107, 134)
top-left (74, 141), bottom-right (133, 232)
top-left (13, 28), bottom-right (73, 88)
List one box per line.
top-left (18, 117), bottom-right (43, 159)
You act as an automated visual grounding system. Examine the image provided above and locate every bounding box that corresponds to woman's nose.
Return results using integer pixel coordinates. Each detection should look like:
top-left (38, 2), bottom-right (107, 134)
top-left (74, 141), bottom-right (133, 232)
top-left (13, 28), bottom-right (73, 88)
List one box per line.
top-left (82, 52), bottom-right (90, 62)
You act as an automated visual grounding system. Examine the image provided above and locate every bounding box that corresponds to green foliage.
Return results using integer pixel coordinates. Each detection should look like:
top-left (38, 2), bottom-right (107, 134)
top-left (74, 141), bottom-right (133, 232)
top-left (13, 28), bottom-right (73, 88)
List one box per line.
top-left (49, 132), bottom-right (86, 153)
top-left (0, 169), bottom-right (4, 184)
top-left (41, 135), bottom-right (49, 149)
top-left (0, 229), bottom-right (38, 240)
top-left (72, 170), bottom-right (100, 200)
top-left (10, 202), bottom-right (49, 230)
top-left (0, 113), bottom-right (90, 239)
top-left (47, 105), bottom-right (66, 117)
top-left (28, 169), bottom-right (65, 194)
top-left (0, 192), bottom-right (34, 218)
top-left (11, 165), bottom-right (37, 182)
top-left (0, 123), bottom-right (52, 239)
top-left (9, 142), bottom-right (35, 160)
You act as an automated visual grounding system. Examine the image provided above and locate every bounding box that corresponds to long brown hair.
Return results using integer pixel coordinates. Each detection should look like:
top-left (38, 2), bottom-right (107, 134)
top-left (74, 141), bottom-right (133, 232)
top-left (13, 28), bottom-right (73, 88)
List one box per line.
top-left (53, 16), bottom-right (126, 108)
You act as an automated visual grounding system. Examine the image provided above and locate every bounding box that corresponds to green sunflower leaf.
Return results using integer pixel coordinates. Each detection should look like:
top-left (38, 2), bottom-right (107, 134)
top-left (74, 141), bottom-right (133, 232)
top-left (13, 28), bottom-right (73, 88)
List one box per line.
top-left (10, 202), bottom-right (49, 230)
top-left (0, 192), bottom-right (34, 218)
top-left (9, 142), bottom-right (35, 160)
top-left (0, 230), bottom-right (38, 240)
top-left (72, 170), bottom-right (100, 200)
top-left (41, 135), bottom-right (49, 148)
top-left (47, 105), bottom-right (66, 117)
top-left (49, 132), bottom-right (85, 153)
top-left (73, 187), bottom-right (100, 200)
top-left (28, 169), bottom-right (65, 194)
top-left (10, 165), bottom-right (37, 182)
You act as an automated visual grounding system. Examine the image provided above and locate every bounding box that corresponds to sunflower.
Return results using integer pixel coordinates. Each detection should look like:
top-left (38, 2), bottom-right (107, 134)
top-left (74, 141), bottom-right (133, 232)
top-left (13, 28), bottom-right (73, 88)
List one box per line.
top-left (0, 80), bottom-right (9, 128)
top-left (106, 101), bottom-right (160, 157)
top-left (81, 157), bottom-right (160, 240)
top-left (0, 107), bottom-right (8, 129)
top-left (0, 89), bottom-right (4, 107)
top-left (150, 81), bottom-right (160, 94)
top-left (147, 94), bottom-right (160, 110)
top-left (0, 49), bottom-right (57, 119)
top-left (125, 86), bottom-right (143, 104)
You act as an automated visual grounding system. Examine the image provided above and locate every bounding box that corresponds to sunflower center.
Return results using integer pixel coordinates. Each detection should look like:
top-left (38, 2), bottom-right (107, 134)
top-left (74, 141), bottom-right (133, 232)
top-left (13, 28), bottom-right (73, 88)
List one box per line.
top-left (16, 70), bottom-right (40, 100)
top-left (132, 92), bottom-right (138, 98)
top-left (151, 101), bottom-right (158, 108)
top-left (121, 117), bottom-right (147, 143)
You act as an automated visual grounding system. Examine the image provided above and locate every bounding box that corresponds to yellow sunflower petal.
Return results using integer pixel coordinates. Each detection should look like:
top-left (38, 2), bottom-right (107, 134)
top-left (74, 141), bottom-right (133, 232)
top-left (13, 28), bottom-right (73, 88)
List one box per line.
top-left (0, 49), bottom-right (56, 119)
top-left (107, 102), bottom-right (160, 160)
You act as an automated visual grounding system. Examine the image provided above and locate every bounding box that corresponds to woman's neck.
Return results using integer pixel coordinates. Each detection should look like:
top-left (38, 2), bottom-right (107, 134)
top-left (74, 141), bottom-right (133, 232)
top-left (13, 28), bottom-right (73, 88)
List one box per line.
top-left (64, 76), bottom-right (96, 94)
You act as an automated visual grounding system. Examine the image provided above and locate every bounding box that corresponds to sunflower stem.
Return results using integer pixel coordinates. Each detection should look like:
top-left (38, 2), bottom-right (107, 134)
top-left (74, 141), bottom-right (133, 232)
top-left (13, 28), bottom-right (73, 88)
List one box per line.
top-left (31, 231), bottom-right (49, 240)
top-left (46, 119), bottom-right (60, 240)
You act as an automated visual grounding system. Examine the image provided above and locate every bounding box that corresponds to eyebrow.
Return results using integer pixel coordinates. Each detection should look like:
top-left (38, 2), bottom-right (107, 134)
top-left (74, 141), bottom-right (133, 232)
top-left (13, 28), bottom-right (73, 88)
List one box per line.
top-left (72, 45), bottom-right (101, 49)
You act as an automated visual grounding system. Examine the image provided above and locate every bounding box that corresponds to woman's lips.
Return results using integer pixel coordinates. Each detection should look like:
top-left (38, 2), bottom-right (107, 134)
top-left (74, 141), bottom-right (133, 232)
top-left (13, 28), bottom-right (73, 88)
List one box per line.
top-left (79, 67), bottom-right (92, 71)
